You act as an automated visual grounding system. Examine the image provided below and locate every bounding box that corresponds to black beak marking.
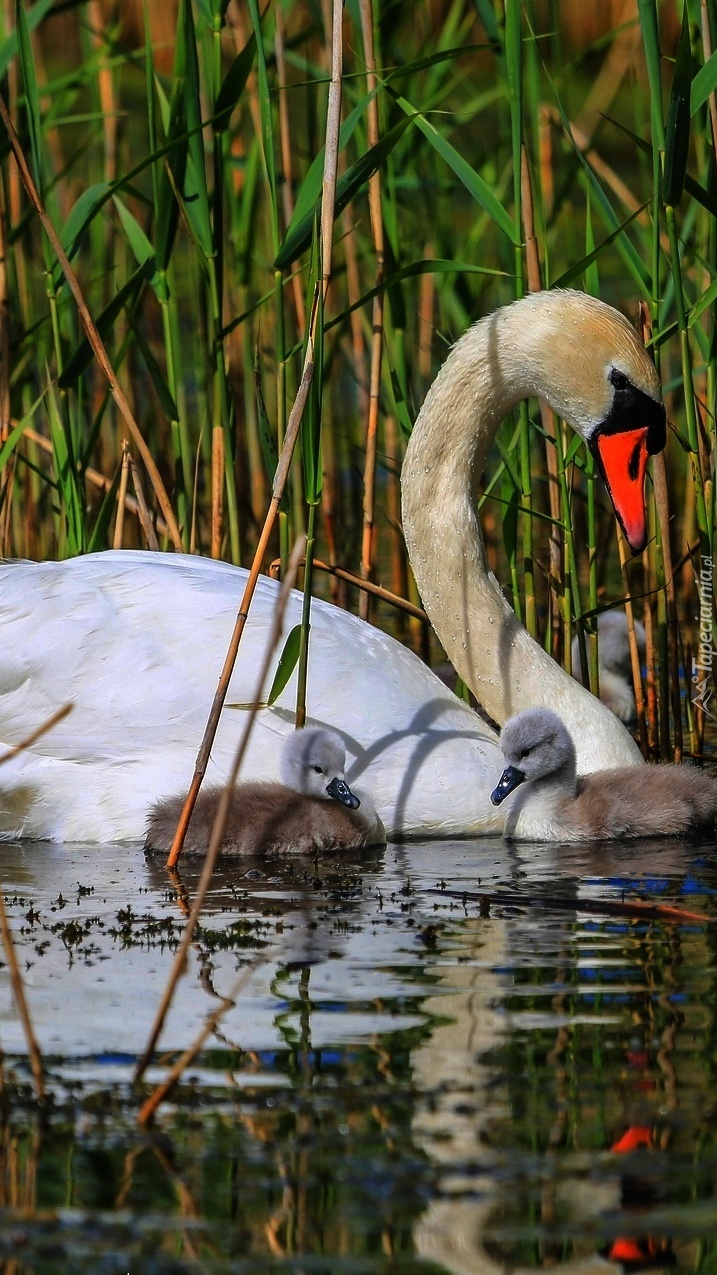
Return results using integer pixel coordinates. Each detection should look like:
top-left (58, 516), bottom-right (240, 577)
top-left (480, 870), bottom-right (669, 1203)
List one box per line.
top-left (490, 765), bottom-right (526, 807)
top-left (326, 776), bottom-right (361, 809)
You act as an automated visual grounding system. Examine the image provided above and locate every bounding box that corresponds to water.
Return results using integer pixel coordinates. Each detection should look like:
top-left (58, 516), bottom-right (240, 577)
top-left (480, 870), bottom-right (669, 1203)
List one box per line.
top-left (1, 836), bottom-right (717, 1273)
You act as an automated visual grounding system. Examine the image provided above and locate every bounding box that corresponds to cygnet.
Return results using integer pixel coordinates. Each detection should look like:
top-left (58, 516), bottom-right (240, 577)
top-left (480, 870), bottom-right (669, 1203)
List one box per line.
top-left (145, 726), bottom-right (385, 855)
top-left (490, 706), bottom-right (717, 841)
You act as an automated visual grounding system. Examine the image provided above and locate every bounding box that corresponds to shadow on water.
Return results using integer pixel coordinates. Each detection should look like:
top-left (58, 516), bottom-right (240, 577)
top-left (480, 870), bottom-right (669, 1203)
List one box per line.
top-left (0, 834), bottom-right (716, 1271)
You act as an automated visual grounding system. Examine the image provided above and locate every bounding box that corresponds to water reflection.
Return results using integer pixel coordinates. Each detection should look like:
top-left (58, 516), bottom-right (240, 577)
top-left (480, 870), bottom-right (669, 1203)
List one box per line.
top-left (0, 836), bottom-right (716, 1271)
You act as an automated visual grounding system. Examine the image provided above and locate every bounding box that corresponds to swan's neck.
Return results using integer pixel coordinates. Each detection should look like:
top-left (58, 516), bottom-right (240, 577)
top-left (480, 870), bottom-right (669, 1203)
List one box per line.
top-left (402, 301), bottom-right (643, 772)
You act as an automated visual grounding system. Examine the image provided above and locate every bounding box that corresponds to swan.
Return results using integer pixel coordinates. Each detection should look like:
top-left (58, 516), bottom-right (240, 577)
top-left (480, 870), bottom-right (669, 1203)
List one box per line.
top-left (145, 726), bottom-right (385, 855)
top-left (571, 611), bottom-right (646, 723)
top-left (0, 289), bottom-right (666, 842)
top-left (490, 706), bottom-right (717, 840)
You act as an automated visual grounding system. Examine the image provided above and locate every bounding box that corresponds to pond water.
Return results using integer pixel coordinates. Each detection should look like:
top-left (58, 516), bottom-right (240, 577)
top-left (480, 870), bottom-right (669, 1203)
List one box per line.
top-left (0, 835), bottom-right (716, 1273)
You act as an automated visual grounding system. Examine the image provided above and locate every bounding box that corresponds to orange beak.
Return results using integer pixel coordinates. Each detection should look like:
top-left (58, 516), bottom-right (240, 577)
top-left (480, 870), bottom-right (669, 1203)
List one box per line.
top-left (593, 427), bottom-right (652, 554)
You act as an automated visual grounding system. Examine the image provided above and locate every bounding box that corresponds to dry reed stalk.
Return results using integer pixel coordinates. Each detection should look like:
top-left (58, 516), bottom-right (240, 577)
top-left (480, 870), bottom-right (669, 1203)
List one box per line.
top-left (320, 0), bottom-right (343, 301)
top-left (112, 442), bottom-right (130, 549)
top-left (652, 449), bottom-right (683, 761)
top-left (211, 425), bottom-right (224, 559)
top-left (357, 0), bottom-right (384, 623)
top-left (617, 529), bottom-right (649, 757)
top-left (417, 244), bottom-right (435, 386)
top-left (165, 338), bottom-right (317, 869)
top-left (15, 423), bottom-right (170, 540)
top-left (384, 414), bottom-right (409, 634)
top-left (0, 890), bottom-right (44, 1101)
top-left (0, 92), bottom-right (183, 550)
top-left (0, 703), bottom-right (72, 765)
top-left (427, 886), bottom-right (715, 926)
top-left (642, 585), bottom-right (659, 754)
top-left (129, 454), bottom-right (159, 551)
top-left (538, 104), bottom-right (554, 219)
top-left (521, 145), bottom-right (563, 660)
top-left (137, 959), bottom-right (270, 1126)
top-left (268, 554), bottom-right (427, 621)
top-left (135, 536), bottom-right (306, 1098)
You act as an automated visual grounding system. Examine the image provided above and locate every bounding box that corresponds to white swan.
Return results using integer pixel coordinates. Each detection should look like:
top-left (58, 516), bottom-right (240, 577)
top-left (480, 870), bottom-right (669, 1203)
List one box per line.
top-left (144, 725), bottom-right (384, 855)
top-left (0, 289), bottom-right (665, 842)
top-left (491, 706), bottom-right (717, 840)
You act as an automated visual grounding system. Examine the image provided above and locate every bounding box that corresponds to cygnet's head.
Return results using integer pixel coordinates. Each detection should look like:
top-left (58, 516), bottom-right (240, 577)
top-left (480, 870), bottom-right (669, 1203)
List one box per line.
top-left (280, 726), bottom-right (360, 808)
top-left (490, 708), bottom-right (576, 806)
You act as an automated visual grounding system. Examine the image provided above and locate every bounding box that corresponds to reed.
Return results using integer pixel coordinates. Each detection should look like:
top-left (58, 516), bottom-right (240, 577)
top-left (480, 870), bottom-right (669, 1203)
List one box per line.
top-left (0, 0), bottom-right (714, 760)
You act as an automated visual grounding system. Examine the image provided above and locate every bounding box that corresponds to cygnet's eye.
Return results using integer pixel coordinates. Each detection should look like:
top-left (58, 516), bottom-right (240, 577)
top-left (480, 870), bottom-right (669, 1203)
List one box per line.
top-left (313, 765), bottom-right (324, 774)
top-left (519, 746), bottom-right (531, 759)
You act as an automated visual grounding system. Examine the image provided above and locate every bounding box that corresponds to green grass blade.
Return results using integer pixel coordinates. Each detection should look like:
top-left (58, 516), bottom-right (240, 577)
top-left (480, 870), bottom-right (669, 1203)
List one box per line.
top-left (214, 32), bottom-right (257, 133)
top-left (390, 89), bottom-right (519, 244)
top-left (663, 3), bottom-right (692, 207)
top-left (267, 625), bottom-right (302, 706)
top-left (275, 116), bottom-right (414, 269)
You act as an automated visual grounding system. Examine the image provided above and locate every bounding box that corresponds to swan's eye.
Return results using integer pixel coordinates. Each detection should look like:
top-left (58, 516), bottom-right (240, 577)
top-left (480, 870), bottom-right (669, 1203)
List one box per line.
top-left (609, 368), bottom-right (630, 391)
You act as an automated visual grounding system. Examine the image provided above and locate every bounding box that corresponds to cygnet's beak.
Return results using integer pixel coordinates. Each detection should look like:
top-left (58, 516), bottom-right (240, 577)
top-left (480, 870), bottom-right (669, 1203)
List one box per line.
top-left (326, 776), bottom-right (361, 809)
top-left (490, 764), bottom-right (526, 806)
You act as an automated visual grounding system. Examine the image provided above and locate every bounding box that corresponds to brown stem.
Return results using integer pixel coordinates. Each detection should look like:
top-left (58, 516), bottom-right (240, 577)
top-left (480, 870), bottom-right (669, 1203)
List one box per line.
top-left (136, 536), bottom-right (306, 1092)
top-left (165, 338), bottom-right (317, 870)
top-left (358, 0), bottom-right (385, 622)
top-left (0, 703), bottom-right (72, 766)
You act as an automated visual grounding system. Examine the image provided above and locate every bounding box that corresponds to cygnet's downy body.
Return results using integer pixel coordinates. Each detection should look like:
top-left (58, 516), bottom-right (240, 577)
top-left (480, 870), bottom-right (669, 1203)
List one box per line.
top-left (145, 726), bottom-right (385, 855)
top-left (490, 707), bottom-right (717, 842)
top-left (571, 611), bottom-right (646, 724)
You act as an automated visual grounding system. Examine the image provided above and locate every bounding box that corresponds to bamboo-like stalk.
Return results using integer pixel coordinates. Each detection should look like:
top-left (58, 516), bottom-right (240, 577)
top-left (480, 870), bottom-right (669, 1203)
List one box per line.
top-left (268, 554), bottom-right (427, 621)
top-left (521, 144), bottom-right (563, 660)
top-left (0, 92), bottom-right (183, 551)
top-left (293, 0), bottom-right (344, 729)
top-left (113, 442), bottom-right (130, 549)
top-left (165, 329), bottom-right (317, 869)
top-left (653, 449), bottom-right (683, 761)
top-left (0, 703), bottom-right (72, 765)
top-left (357, 0), bottom-right (385, 623)
top-left (135, 534), bottom-right (306, 1091)
top-left (617, 531), bottom-right (650, 758)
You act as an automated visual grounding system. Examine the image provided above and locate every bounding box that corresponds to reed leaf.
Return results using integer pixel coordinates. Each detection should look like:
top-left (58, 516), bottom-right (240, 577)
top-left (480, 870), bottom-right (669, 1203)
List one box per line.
top-left (663, 3), bottom-right (693, 207)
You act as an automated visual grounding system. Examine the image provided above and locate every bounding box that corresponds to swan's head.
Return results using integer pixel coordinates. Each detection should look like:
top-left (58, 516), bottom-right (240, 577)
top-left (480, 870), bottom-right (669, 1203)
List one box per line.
top-left (490, 707), bottom-right (576, 805)
top-left (280, 726), bottom-right (361, 808)
top-left (512, 291), bottom-right (666, 554)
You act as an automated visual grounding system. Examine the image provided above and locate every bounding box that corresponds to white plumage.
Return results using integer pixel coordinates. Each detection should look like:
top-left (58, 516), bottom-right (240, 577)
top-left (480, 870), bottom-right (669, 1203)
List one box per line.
top-left (0, 290), bottom-right (666, 842)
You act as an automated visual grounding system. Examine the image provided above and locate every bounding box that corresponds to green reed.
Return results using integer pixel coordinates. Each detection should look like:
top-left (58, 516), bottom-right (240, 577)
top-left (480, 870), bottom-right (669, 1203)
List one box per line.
top-left (0, 0), bottom-right (714, 759)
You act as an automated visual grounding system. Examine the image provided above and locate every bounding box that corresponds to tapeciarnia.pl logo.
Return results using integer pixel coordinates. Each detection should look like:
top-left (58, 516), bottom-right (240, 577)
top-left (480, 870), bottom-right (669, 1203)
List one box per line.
top-left (692, 555), bottom-right (715, 719)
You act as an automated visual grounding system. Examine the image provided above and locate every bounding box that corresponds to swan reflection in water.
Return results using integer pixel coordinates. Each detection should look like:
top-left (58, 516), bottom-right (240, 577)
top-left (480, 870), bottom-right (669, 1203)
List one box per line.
top-left (0, 835), bottom-right (711, 1270)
